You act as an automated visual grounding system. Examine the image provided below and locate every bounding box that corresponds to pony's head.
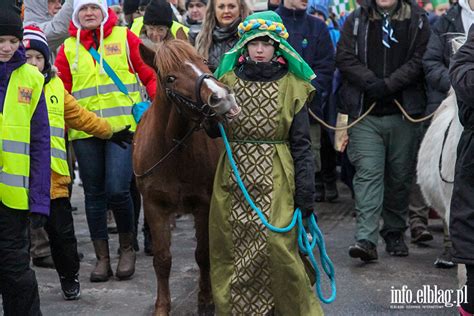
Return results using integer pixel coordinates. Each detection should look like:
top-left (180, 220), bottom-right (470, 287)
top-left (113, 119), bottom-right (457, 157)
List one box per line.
top-left (140, 40), bottom-right (240, 122)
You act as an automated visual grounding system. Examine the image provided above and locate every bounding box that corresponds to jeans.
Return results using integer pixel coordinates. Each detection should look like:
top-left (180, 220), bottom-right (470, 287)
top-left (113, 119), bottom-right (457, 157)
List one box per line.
top-left (73, 137), bottom-right (134, 240)
top-left (0, 203), bottom-right (41, 316)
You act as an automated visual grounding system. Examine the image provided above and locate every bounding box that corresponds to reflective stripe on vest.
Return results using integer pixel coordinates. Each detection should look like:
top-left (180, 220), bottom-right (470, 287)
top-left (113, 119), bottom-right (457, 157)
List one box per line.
top-left (45, 77), bottom-right (70, 176)
top-left (72, 82), bottom-right (141, 100)
top-left (0, 63), bottom-right (44, 210)
top-left (64, 26), bottom-right (139, 141)
top-left (0, 169), bottom-right (29, 189)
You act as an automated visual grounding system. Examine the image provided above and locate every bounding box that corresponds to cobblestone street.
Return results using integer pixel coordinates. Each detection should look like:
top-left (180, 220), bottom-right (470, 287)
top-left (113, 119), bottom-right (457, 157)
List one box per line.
top-left (25, 182), bottom-right (458, 315)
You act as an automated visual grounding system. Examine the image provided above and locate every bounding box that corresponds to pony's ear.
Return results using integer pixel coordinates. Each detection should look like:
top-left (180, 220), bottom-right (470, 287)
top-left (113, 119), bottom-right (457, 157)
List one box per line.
top-left (139, 43), bottom-right (157, 71)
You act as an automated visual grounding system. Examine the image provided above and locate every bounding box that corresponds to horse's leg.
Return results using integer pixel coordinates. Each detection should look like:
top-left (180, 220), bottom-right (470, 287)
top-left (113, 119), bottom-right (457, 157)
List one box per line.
top-left (145, 198), bottom-right (172, 316)
top-left (194, 206), bottom-right (214, 315)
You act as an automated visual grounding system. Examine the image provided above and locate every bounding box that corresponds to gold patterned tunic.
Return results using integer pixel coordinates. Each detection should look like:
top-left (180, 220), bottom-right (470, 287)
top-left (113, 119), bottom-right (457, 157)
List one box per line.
top-left (209, 72), bottom-right (323, 316)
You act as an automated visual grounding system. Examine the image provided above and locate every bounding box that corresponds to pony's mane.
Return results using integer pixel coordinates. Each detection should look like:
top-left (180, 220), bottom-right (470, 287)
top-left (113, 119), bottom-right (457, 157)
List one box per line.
top-left (155, 39), bottom-right (203, 76)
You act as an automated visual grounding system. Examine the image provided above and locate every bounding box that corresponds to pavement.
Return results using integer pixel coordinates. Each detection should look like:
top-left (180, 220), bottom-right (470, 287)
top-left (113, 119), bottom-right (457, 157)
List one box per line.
top-left (2, 182), bottom-right (460, 315)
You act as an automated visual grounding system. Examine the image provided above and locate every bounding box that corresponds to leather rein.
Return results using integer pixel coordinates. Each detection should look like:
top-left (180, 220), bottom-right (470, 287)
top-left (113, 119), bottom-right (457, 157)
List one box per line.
top-left (133, 69), bottom-right (217, 179)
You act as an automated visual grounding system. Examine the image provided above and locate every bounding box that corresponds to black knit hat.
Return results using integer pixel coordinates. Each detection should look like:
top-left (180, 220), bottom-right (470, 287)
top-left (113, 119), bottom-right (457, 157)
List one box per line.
top-left (139, 0), bottom-right (151, 7)
top-left (0, 0), bottom-right (23, 40)
top-left (185, 0), bottom-right (208, 9)
top-left (143, 0), bottom-right (173, 28)
top-left (123, 0), bottom-right (140, 14)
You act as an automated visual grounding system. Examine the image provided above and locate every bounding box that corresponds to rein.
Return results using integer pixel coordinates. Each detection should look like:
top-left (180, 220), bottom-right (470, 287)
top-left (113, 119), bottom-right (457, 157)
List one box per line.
top-left (134, 68), bottom-right (217, 179)
top-left (308, 99), bottom-right (435, 131)
top-left (217, 123), bottom-right (336, 304)
top-left (133, 122), bottom-right (202, 178)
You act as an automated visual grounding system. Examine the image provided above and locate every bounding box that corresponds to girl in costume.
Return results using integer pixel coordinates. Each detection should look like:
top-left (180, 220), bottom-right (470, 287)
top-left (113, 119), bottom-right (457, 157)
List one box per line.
top-left (208, 11), bottom-right (323, 315)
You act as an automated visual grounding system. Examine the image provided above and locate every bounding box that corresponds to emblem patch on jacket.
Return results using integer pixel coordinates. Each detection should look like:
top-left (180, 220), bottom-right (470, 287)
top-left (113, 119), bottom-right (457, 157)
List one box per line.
top-left (105, 43), bottom-right (122, 56)
top-left (18, 87), bottom-right (33, 104)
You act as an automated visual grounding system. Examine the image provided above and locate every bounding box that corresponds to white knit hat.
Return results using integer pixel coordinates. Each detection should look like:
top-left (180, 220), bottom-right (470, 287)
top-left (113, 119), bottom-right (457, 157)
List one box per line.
top-left (72, 0), bottom-right (109, 28)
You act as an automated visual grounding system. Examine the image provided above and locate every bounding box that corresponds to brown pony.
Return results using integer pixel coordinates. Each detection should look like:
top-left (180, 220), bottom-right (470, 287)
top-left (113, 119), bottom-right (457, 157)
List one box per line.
top-left (133, 40), bottom-right (239, 316)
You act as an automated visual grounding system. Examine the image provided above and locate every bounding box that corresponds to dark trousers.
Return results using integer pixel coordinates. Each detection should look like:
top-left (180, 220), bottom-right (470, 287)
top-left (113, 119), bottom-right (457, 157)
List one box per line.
top-left (316, 128), bottom-right (338, 184)
top-left (462, 264), bottom-right (474, 313)
top-left (44, 198), bottom-right (80, 279)
top-left (0, 203), bottom-right (41, 316)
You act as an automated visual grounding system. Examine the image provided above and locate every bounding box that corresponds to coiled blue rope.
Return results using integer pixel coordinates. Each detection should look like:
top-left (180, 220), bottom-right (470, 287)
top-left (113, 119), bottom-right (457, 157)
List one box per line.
top-left (218, 123), bottom-right (336, 304)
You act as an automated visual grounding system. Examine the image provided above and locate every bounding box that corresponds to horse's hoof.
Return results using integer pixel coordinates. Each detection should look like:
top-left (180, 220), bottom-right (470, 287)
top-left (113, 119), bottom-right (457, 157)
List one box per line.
top-left (154, 306), bottom-right (170, 316)
top-left (198, 303), bottom-right (215, 316)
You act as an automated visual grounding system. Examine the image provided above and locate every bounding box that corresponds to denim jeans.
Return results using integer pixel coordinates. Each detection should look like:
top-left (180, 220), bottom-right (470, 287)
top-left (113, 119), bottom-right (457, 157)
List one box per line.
top-left (73, 137), bottom-right (134, 240)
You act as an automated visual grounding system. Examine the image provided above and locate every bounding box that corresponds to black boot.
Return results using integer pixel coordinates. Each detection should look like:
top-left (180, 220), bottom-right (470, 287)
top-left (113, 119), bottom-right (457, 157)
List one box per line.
top-left (60, 274), bottom-right (80, 300)
top-left (349, 240), bottom-right (378, 262)
top-left (383, 232), bottom-right (409, 257)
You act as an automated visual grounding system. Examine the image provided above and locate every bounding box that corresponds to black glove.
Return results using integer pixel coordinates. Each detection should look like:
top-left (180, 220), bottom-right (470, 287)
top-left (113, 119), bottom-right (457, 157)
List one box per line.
top-left (30, 213), bottom-right (48, 229)
top-left (300, 206), bottom-right (316, 219)
top-left (365, 79), bottom-right (389, 101)
top-left (110, 125), bottom-right (133, 149)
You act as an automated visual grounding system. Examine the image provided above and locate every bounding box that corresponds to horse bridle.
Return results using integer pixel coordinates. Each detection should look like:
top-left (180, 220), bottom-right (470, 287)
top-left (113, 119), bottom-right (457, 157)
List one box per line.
top-left (160, 67), bottom-right (218, 121)
top-left (134, 69), bottom-right (218, 178)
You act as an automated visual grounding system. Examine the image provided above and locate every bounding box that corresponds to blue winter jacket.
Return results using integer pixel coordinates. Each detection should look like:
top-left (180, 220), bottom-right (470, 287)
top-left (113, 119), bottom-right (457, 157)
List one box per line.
top-left (276, 5), bottom-right (335, 121)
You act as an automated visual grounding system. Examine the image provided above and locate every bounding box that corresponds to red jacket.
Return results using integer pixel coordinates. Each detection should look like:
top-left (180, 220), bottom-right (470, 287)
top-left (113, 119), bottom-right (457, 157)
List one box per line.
top-left (55, 9), bottom-right (157, 100)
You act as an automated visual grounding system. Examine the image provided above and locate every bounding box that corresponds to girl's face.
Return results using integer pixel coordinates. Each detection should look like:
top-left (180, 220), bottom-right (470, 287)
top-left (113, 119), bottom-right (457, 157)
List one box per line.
top-left (26, 49), bottom-right (46, 73)
top-left (0, 36), bottom-right (20, 63)
top-left (247, 40), bottom-right (275, 63)
top-left (145, 25), bottom-right (169, 43)
top-left (78, 4), bottom-right (104, 30)
top-left (188, 1), bottom-right (206, 22)
top-left (215, 0), bottom-right (240, 27)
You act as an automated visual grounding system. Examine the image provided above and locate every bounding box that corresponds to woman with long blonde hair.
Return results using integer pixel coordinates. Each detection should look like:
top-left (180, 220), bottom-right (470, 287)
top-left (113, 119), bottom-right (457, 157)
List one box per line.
top-left (191, 0), bottom-right (251, 71)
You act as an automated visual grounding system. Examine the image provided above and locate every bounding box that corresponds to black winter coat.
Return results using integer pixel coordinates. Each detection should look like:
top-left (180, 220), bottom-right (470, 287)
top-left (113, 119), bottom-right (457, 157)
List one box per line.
top-left (276, 5), bottom-right (335, 121)
top-left (423, 4), bottom-right (464, 115)
top-left (449, 25), bottom-right (474, 265)
top-left (335, 0), bottom-right (430, 118)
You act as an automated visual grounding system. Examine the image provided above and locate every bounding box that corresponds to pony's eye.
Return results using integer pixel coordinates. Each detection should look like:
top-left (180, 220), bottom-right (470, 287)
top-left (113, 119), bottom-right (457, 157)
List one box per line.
top-left (166, 76), bottom-right (176, 83)
top-left (203, 59), bottom-right (208, 65)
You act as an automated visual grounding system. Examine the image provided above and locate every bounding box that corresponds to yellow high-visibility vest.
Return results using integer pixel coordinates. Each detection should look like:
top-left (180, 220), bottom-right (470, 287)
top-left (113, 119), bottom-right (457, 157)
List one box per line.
top-left (63, 26), bottom-right (140, 140)
top-left (131, 16), bottom-right (190, 38)
top-left (45, 76), bottom-right (69, 176)
top-left (0, 63), bottom-right (44, 210)
top-left (130, 16), bottom-right (144, 36)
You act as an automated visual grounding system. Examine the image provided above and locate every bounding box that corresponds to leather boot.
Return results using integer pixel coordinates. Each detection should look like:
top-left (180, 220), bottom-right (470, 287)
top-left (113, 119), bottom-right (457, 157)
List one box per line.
top-left (90, 240), bottom-right (113, 282)
top-left (116, 233), bottom-right (136, 280)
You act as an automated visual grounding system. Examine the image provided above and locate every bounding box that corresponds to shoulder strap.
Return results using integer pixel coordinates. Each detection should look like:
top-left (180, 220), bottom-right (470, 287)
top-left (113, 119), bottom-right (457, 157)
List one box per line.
top-left (88, 47), bottom-right (130, 97)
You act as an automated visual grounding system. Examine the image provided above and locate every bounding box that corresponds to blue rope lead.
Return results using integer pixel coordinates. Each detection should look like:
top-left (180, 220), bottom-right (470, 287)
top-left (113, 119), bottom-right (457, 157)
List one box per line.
top-left (218, 123), bottom-right (336, 304)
